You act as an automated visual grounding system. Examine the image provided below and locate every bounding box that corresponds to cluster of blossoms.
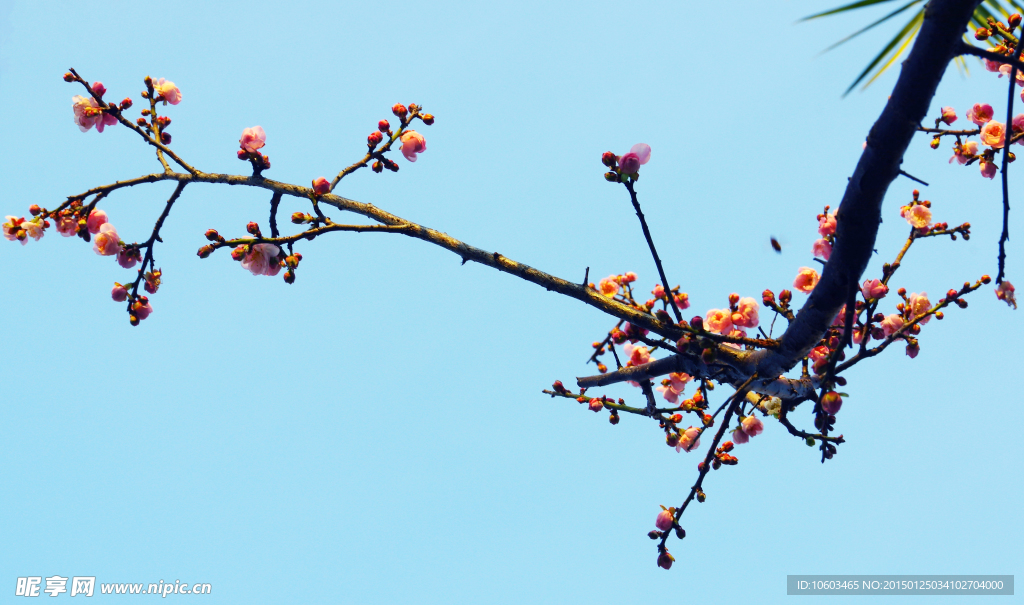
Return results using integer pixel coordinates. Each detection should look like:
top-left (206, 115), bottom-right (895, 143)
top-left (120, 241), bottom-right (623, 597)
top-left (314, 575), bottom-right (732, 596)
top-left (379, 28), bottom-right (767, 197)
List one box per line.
top-left (704, 293), bottom-right (759, 343)
top-left (927, 14), bottom-right (1024, 178)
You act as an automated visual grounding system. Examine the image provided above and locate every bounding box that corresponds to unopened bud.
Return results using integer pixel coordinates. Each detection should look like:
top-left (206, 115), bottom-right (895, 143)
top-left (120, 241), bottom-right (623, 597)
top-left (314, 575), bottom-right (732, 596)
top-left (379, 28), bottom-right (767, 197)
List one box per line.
top-left (367, 131), bottom-right (383, 146)
top-left (392, 103), bottom-right (407, 118)
top-left (29, 204), bottom-right (41, 216)
top-left (137, 117), bottom-right (148, 127)
top-left (601, 151), bottom-right (617, 167)
top-left (246, 222), bottom-right (260, 235)
top-left (204, 229), bottom-right (221, 242)
top-left (231, 245), bottom-right (247, 261)
top-left (779, 290), bottom-right (792, 304)
top-left (421, 114), bottom-right (434, 125)
top-left (291, 212), bottom-right (307, 224)
top-left (63, 72), bottom-right (75, 82)
top-left (821, 391), bottom-right (843, 414)
top-left (603, 171), bottom-right (617, 182)
top-left (160, 132), bottom-right (172, 145)
top-left (283, 270), bottom-right (296, 284)
top-left (120, 98), bottom-right (133, 110)
top-left (378, 119), bottom-right (390, 132)
top-left (728, 293), bottom-right (740, 305)
top-left (648, 530), bottom-right (661, 540)
top-left (666, 433), bottom-right (680, 447)
top-left (975, 27), bottom-right (991, 40)
top-left (129, 314), bottom-right (140, 326)
top-left (372, 161), bottom-right (384, 173)
top-left (609, 412), bottom-right (619, 425)
top-left (930, 137), bottom-right (940, 149)
top-left (1010, 13), bottom-right (1021, 27)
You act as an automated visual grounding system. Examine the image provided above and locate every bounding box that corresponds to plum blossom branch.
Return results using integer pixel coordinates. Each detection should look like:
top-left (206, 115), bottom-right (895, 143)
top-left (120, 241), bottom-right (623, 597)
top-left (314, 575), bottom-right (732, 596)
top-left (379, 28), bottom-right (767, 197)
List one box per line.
top-left (66, 68), bottom-right (198, 176)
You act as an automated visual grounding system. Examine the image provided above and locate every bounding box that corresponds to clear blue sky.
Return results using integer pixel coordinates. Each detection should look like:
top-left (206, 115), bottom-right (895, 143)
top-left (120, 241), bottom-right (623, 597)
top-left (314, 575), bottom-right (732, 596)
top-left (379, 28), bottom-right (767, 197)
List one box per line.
top-left (1, 1), bottom-right (1020, 602)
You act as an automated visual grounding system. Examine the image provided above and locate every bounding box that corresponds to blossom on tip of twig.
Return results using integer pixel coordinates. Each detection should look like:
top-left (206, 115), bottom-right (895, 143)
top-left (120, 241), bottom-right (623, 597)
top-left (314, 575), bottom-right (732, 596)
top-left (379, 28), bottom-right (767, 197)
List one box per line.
top-left (239, 126), bottom-right (266, 153)
top-left (92, 223), bottom-right (121, 256)
top-left (154, 78), bottom-right (181, 105)
top-left (400, 130), bottom-right (426, 162)
top-left (618, 143), bottom-right (651, 174)
top-left (995, 281), bottom-right (1017, 308)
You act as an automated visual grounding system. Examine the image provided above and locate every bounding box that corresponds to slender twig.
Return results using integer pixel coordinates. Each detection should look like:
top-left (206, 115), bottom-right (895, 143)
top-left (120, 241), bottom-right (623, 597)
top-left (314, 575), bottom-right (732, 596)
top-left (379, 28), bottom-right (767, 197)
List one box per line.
top-left (269, 192), bottom-right (282, 238)
top-left (623, 180), bottom-right (682, 322)
top-left (997, 29), bottom-right (1023, 284)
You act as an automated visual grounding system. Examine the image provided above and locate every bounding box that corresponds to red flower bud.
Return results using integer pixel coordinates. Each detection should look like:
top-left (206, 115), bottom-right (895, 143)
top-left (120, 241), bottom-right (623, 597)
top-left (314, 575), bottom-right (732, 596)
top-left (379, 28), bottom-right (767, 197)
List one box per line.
top-left (29, 204), bottom-right (41, 216)
top-left (367, 131), bottom-right (383, 146)
top-left (204, 229), bottom-right (222, 242)
top-left (657, 551), bottom-right (674, 570)
top-left (601, 151), bottom-right (617, 167)
top-left (392, 103), bottom-right (407, 118)
top-left (120, 98), bottom-right (133, 110)
top-left (197, 245), bottom-right (214, 259)
top-left (378, 119), bottom-right (390, 132)
top-left (821, 391), bottom-right (842, 414)
top-left (421, 113), bottom-right (435, 125)
top-left (63, 73), bottom-right (75, 82)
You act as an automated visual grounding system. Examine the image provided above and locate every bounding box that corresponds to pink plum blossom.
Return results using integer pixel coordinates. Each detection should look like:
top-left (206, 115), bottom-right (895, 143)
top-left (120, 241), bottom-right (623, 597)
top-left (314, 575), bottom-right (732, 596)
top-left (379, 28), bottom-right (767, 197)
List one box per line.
top-left (817, 210), bottom-right (837, 237)
top-left (812, 238), bottom-right (832, 260)
top-left (676, 427), bottom-right (701, 453)
top-left (132, 299), bottom-right (153, 320)
top-left (906, 292), bottom-right (932, 325)
top-left (90, 82), bottom-right (107, 97)
top-left (674, 293), bottom-right (690, 310)
top-left (950, 140), bottom-right (978, 164)
top-left (22, 219), bottom-right (44, 242)
top-left (117, 248), bottom-right (139, 269)
top-left (598, 275), bottom-right (619, 298)
top-left (793, 267), bottom-right (819, 294)
top-left (1012, 114), bottom-right (1024, 145)
top-left (3, 216), bottom-right (24, 243)
top-left (154, 78), bottom-right (182, 105)
top-left (92, 223), bottom-right (120, 256)
top-left (880, 313), bottom-right (905, 337)
top-left (995, 281), bottom-right (1017, 308)
top-left (588, 398), bottom-right (604, 413)
top-left (400, 130), bottom-right (427, 162)
top-left (240, 243), bottom-right (282, 276)
top-left (981, 120), bottom-right (1006, 148)
top-left (624, 343), bottom-right (651, 367)
top-left (56, 215), bottom-right (78, 237)
top-left (980, 159), bottom-right (998, 179)
top-left (623, 272), bottom-right (637, 282)
top-left (705, 308), bottom-right (733, 334)
top-left (985, 59), bottom-right (1002, 73)
top-left (939, 106), bottom-right (957, 124)
top-left (111, 283), bottom-right (128, 302)
top-left (87, 209), bottom-right (108, 234)
top-left (655, 509), bottom-right (674, 531)
top-left (906, 343), bottom-right (920, 358)
top-left (808, 345), bottom-right (830, 364)
top-left (72, 95), bottom-right (118, 133)
top-left (967, 103), bottom-right (994, 125)
top-left (731, 427), bottom-right (749, 444)
top-left (656, 373), bottom-right (691, 403)
top-left (618, 143), bottom-right (651, 174)
top-left (902, 204), bottom-right (932, 229)
top-left (861, 278), bottom-right (888, 301)
top-left (239, 126), bottom-right (266, 153)
top-left (655, 385), bottom-right (680, 404)
top-left (740, 415), bottom-right (764, 438)
top-left (652, 283), bottom-right (665, 298)
top-left (731, 297), bottom-right (759, 328)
